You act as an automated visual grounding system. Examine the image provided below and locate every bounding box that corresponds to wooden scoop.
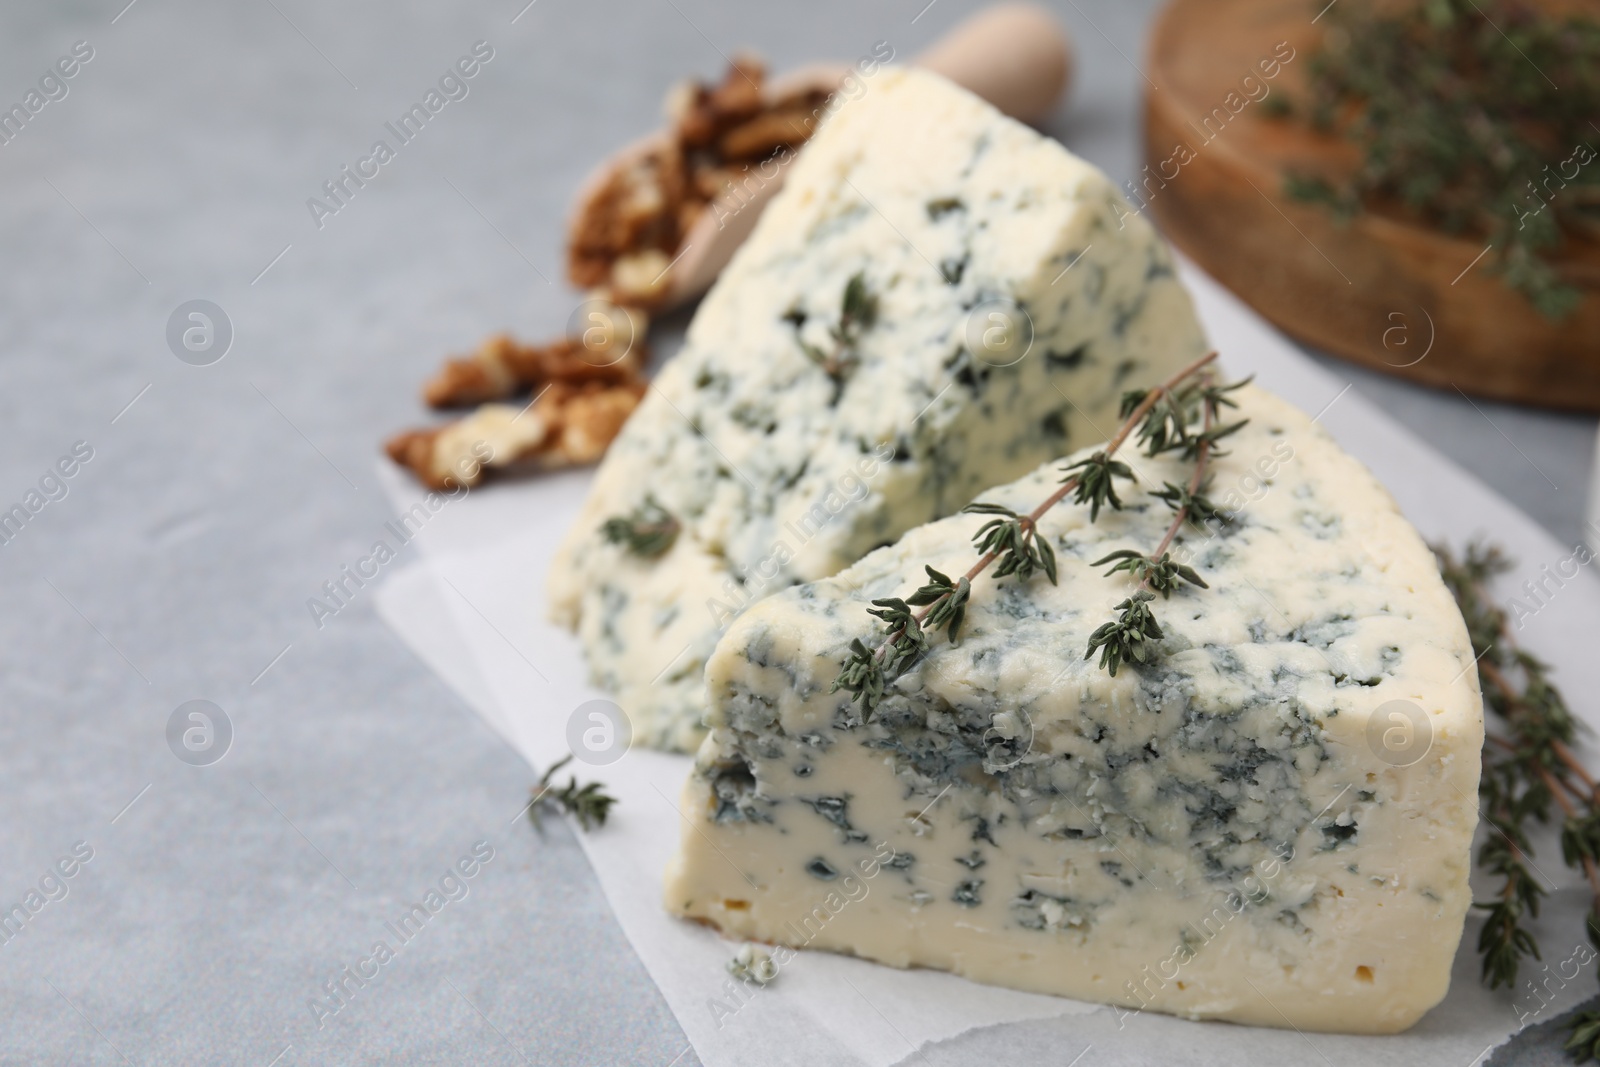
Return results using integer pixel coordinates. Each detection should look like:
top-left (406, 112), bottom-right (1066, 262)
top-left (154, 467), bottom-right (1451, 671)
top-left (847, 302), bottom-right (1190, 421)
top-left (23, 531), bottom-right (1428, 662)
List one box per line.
top-left (571, 3), bottom-right (1074, 312)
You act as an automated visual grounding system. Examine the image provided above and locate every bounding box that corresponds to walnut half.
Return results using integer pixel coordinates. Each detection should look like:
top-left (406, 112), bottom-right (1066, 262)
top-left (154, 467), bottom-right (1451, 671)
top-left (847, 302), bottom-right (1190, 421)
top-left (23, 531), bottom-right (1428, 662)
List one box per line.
top-left (422, 307), bottom-right (648, 409)
top-left (566, 51), bottom-right (829, 308)
top-left (386, 381), bottom-right (647, 490)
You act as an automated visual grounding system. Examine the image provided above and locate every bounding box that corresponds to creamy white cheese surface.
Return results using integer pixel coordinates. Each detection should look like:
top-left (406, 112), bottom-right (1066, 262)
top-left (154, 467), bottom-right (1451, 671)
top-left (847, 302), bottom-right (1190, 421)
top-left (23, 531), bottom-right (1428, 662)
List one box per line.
top-left (665, 384), bottom-right (1483, 1033)
top-left (549, 68), bottom-right (1208, 750)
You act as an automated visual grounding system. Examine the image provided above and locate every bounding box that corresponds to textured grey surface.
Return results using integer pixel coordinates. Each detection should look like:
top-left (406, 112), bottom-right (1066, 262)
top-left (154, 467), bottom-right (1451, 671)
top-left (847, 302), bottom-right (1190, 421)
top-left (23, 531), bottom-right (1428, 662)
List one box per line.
top-left (0, 1), bottom-right (1592, 1064)
top-left (1488, 998), bottom-right (1600, 1067)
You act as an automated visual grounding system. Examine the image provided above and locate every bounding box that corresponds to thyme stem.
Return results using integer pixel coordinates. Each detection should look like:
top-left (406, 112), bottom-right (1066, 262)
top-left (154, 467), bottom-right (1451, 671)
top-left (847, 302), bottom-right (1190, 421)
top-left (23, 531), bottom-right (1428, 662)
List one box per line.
top-left (1533, 761), bottom-right (1600, 899)
top-left (1140, 390), bottom-right (1214, 571)
top-left (1484, 657), bottom-right (1600, 801)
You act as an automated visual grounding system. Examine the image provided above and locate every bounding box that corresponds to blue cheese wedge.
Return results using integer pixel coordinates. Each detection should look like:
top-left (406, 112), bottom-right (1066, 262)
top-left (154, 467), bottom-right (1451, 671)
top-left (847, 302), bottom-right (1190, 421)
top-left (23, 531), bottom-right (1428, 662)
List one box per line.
top-left (549, 68), bottom-right (1208, 751)
top-left (665, 384), bottom-right (1483, 1033)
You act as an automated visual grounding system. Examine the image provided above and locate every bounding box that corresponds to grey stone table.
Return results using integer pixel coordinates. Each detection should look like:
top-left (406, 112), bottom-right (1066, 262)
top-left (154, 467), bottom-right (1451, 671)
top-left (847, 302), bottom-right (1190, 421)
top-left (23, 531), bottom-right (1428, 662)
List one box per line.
top-left (0, 1), bottom-right (1592, 1064)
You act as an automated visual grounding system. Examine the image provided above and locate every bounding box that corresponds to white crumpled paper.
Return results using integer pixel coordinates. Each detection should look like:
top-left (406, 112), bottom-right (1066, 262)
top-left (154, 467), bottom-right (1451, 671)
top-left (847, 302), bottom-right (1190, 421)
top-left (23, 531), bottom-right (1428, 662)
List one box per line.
top-left (374, 261), bottom-right (1600, 1066)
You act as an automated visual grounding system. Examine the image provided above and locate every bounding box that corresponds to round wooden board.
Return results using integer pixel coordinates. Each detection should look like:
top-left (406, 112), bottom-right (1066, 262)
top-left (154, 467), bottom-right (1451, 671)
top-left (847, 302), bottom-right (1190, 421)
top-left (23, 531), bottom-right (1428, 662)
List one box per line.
top-left (1143, 0), bottom-right (1600, 411)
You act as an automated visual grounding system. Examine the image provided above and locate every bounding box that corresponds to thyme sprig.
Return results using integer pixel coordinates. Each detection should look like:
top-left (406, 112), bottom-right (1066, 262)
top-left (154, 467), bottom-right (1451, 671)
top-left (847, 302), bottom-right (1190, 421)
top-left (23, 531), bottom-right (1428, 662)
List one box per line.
top-left (1082, 591), bottom-right (1163, 677)
top-left (1091, 550), bottom-right (1207, 596)
top-left (785, 271), bottom-right (878, 387)
top-left (1151, 479), bottom-right (1229, 529)
top-left (1278, 0), bottom-right (1600, 318)
top-left (1436, 543), bottom-right (1600, 1058)
top-left (1083, 371), bottom-right (1232, 676)
top-left (830, 350), bottom-right (1221, 715)
top-left (1063, 453), bottom-right (1136, 521)
top-left (908, 565), bottom-right (971, 642)
top-left (1573, 1011), bottom-right (1600, 1064)
top-left (600, 495), bottom-right (680, 558)
top-left (528, 754), bottom-right (617, 831)
top-left (1121, 375), bottom-right (1250, 462)
top-left (965, 502), bottom-right (1058, 583)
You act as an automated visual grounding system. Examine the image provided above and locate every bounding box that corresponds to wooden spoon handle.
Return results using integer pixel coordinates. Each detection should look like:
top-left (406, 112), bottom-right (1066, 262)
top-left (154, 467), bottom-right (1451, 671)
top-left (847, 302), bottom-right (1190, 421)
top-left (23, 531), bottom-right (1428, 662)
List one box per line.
top-left (772, 4), bottom-right (1075, 123)
top-left (916, 2), bottom-right (1073, 125)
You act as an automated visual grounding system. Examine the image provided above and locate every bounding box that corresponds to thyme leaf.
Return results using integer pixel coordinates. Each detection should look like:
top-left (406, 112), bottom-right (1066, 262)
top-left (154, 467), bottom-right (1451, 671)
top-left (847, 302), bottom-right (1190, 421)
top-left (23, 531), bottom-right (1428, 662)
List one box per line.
top-left (1151, 480), bottom-right (1229, 529)
top-left (1091, 549), bottom-right (1207, 597)
top-left (1062, 452), bottom-right (1135, 521)
top-left (1121, 386), bottom-right (1193, 457)
top-left (866, 597), bottom-right (929, 675)
top-left (788, 271), bottom-right (878, 388)
top-left (600, 495), bottom-right (680, 558)
top-left (907, 565), bottom-right (971, 643)
top-left (1567, 1009), bottom-right (1600, 1061)
top-left (1083, 591), bottom-right (1163, 676)
top-left (529, 754), bottom-right (617, 832)
top-left (963, 503), bottom-right (1058, 584)
top-left (831, 637), bottom-right (887, 711)
top-left (839, 271), bottom-right (878, 334)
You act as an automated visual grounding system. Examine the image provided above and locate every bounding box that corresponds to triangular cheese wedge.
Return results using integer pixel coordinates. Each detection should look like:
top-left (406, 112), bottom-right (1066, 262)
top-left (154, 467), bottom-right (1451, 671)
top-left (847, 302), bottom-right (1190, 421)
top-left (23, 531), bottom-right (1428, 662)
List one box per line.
top-left (549, 68), bottom-right (1209, 750)
top-left (666, 383), bottom-right (1482, 1033)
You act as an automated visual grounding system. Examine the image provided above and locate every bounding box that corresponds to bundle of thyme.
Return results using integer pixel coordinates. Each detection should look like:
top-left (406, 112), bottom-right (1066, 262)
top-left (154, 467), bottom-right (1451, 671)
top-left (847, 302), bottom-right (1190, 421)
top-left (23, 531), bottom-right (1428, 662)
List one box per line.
top-left (832, 350), bottom-right (1245, 714)
top-left (1277, 0), bottom-right (1600, 317)
top-left (528, 754), bottom-right (617, 831)
top-left (1436, 543), bottom-right (1600, 1058)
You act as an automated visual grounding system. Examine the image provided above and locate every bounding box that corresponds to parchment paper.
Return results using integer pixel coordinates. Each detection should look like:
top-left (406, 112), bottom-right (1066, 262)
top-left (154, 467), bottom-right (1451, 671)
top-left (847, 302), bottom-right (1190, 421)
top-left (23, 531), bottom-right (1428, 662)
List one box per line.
top-left (374, 259), bottom-right (1600, 1065)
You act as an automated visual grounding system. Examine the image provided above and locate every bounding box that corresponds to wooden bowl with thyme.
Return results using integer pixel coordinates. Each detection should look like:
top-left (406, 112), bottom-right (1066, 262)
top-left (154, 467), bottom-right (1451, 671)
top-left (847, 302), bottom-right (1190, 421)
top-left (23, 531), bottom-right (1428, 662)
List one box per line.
top-left (1143, 0), bottom-right (1600, 411)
